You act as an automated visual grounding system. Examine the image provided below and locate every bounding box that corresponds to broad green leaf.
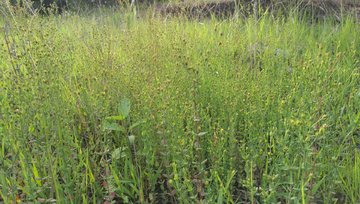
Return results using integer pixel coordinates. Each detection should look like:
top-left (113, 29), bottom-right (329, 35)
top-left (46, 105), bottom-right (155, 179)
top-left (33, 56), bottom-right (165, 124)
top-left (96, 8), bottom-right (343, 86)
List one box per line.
top-left (105, 116), bottom-right (124, 121)
top-left (112, 147), bottom-right (127, 160)
top-left (118, 98), bottom-right (131, 119)
top-left (197, 132), bottom-right (208, 136)
top-left (28, 125), bottom-right (35, 133)
top-left (191, 131), bottom-right (207, 137)
top-left (217, 189), bottom-right (223, 204)
top-left (103, 122), bottom-right (124, 132)
top-left (128, 135), bottom-right (135, 145)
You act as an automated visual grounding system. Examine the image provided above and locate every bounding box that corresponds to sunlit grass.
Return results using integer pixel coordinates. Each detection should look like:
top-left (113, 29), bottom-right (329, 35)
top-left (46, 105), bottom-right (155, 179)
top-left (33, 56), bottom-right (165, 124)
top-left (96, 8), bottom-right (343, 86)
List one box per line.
top-left (0, 2), bottom-right (360, 203)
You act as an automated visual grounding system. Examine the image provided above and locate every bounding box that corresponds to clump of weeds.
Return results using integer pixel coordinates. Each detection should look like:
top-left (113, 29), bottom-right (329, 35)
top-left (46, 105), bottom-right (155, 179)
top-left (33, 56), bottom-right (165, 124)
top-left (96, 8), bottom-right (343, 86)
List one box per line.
top-left (0, 0), bottom-right (360, 203)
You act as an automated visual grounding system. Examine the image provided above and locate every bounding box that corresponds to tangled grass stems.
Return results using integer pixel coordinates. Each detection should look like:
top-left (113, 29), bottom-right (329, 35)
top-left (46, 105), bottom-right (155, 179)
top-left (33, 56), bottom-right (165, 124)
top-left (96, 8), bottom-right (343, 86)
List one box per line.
top-left (0, 2), bottom-right (360, 203)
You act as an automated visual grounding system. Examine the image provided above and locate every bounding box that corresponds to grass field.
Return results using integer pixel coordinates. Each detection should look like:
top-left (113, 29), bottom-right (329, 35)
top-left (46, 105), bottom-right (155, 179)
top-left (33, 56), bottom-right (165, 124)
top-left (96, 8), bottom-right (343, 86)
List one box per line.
top-left (1, 2), bottom-right (360, 203)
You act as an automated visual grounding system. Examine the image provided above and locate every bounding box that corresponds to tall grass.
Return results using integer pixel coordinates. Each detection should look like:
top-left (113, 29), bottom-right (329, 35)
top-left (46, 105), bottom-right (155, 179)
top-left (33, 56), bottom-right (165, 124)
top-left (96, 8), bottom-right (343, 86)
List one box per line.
top-left (0, 2), bottom-right (360, 203)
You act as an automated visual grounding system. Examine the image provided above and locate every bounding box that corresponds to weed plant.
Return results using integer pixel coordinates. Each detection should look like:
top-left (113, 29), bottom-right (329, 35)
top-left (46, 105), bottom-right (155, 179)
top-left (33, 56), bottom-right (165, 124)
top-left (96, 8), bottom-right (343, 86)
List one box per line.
top-left (0, 2), bottom-right (360, 203)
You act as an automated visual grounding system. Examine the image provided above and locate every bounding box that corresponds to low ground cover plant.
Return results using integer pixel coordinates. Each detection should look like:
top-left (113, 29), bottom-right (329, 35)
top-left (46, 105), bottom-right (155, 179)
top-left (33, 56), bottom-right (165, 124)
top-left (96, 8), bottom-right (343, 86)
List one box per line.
top-left (0, 1), bottom-right (360, 203)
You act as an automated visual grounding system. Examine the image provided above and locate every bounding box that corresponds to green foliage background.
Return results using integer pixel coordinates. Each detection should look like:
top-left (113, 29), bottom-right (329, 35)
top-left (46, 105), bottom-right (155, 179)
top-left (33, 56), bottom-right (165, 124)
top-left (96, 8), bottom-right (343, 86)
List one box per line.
top-left (0, 1), bottom-right (360, 204)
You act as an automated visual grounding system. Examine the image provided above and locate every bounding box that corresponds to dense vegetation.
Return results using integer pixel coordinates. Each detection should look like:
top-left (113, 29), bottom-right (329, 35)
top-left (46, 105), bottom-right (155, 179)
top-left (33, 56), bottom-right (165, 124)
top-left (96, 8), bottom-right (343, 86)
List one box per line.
top-left (1, 1), bottom-right (360, 203)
